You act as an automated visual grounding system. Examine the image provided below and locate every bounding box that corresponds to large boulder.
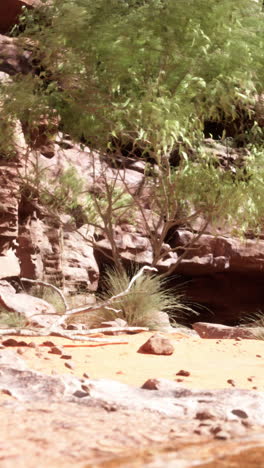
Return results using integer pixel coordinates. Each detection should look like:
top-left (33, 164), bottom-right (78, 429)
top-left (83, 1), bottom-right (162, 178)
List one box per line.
top-left (0, 288), bottom-right (58, 327)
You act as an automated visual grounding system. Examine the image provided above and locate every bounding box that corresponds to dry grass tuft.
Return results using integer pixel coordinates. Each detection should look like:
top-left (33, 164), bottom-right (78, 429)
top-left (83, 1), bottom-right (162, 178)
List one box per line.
top-left (84, 268), bottom-right (196, 330)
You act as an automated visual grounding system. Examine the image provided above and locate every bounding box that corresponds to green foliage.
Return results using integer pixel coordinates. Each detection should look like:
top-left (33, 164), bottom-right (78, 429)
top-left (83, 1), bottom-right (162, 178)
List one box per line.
top-left (2, 0), bottom-right (263, 156)
top-left (240, 309), bottom-right (264, 340)
top-left (0, 307), bottom-right (27, 328)
top-left (86, 268), bottom-right (196, 329)
top-left (1, 0), bottom-right (264, 271)
top-left (28, 285), bottom-right (66, 314)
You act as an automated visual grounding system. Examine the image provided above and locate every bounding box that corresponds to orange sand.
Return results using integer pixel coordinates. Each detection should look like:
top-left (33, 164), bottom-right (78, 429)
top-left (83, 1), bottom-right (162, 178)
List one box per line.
top-left (5, 332), bottom-right (264, 390)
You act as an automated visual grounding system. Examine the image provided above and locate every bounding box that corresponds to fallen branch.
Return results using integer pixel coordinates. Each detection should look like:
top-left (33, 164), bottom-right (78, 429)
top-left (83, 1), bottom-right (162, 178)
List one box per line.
top-left (61, 265), bottom-right (158, 320)
top-left (0, 267), bottom-right (156, 340)
top-left (0, 328), bottom-right (124, 342)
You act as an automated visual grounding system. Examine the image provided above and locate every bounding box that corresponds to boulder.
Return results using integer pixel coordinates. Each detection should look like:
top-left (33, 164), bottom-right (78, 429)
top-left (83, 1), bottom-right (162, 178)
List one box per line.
top-left (0, 289), bottom-right (58, 327)
top-left (137, 333), bottom-right (174, 355)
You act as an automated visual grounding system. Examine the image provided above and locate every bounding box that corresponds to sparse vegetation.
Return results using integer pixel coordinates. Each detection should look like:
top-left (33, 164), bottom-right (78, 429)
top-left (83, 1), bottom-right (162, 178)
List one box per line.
top-left (0, 307), bottom-right (27, 329)
top-left (25, 284), bottom-right (66, 315)
top-left (84, 268), bottom-right (196, 330)
top-left (240, 310), bottom-right (264, 340)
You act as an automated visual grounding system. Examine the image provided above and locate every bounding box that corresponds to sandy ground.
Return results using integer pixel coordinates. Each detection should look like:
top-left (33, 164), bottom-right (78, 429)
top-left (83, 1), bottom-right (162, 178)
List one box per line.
top-left (1, 331), bottom-right (264, 468)
top-left (3, 331), bottom-right (264, 390)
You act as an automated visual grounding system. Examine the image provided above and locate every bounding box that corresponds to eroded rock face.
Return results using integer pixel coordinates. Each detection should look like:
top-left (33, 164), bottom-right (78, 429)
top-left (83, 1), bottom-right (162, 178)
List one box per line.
top-left (175, 231), bottom-right (264, 276)
top-left (62, 224), bottom-right (99, 294)
top-left (0, 118), bottom-right (264, 321)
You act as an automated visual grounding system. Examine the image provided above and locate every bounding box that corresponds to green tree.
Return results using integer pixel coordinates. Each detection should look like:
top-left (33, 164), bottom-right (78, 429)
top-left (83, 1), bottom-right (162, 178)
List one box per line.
top-left (1, 0), bottom-right (264, 274)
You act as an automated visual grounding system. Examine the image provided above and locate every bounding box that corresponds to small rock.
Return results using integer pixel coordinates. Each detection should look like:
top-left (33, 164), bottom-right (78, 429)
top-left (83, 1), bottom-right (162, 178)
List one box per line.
top-left (48, 346), bottom-right (63, 355)
top-left (227, 379), bottom-right (235, 387)
top-left (1, 389), bottom-right (12, 396)
top-left (2, 338), bottom-right (19, 347)
top-left (81, 384), bottom-right (90, 393)
top-left (231, 409), bottom-right (248, 419)
top-left (214, 431), bottom-right (230, 440)
top-left (66, 323), bottom-right (85, 331)
top-left (73, 390), bottom-right (88, 398)
top-left (16, 348), bottom-right (26, 355)
top-left (137, 334), bottom-right (174, 355)
top-left (176, 370), bottom-right (190, 377)
top-left (64, 361), bottom-right (75, 370)
top-left (66, 324), bottom-right (80, 330)
top-left (60, 354), bottom-right (72, 360)
top-left (28, 342), bottom-right (37, 348)
top-left (210, 425), bottom-right (223, 435)
top-left (141, 379), bottom-right (160, 390)
top-left (42, 341), bottom-right (56, 348)
top-left (18, 341), bottom-right (27, 347)
top-left (256, 354), bottom-right (262, 358)
top-left (195, 410), bottom-right (216, 420)
top-left (83, 372), bottom-right (90, 379)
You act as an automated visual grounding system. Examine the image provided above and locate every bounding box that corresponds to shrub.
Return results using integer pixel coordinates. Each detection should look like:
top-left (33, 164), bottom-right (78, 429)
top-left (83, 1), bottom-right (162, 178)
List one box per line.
top-left (85, 268), bottom-right (196, 329)
top-left (0, 307), bottom-right (27, 329)
top-left (241, 310), bottom-right (264, 340)
top-left (27, 284), bottom-right (66, 314)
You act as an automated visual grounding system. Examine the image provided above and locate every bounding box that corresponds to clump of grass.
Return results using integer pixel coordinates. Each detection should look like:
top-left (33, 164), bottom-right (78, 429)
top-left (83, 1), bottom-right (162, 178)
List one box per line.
top-left (240, 310), bottom-right (264, 340)
top-left (85, 267), bottom-right (196, 330)
top-left (28, 285), bottom-right (66, 314)
top-left (0, 307), bottom-right (27, 329)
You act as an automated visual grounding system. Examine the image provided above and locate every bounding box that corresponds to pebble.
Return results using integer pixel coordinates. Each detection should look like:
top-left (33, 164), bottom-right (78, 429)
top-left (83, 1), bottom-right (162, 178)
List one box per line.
top-left (48, 346), bottom-right (63, 355)
top-left (176, 370), bottom-right (190, 377)
top-left (227, 379), bottom-right (235, 387)
top-left (60, 354), bottom-right (72, 360)
top-left (42, 341), bottom-right (56, 348)
top-left (64, 361), bottom-right (75, 370)
top-left (28, 342), bottom-right (37, 348)
top-left (214, 430), bottom-right (229, 440)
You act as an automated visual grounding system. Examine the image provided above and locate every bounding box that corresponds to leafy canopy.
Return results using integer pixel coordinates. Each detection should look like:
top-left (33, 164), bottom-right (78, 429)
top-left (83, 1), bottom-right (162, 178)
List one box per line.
top-left (1, 0), bottom-right (264, 240)
top-left (4, 0), bottom-right (263, 155)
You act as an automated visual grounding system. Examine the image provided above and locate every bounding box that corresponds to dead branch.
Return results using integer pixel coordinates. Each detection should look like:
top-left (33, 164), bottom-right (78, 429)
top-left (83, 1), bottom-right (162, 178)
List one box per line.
top-left (53, 265), bottom-right (158, 327)
top-left (0, 326), bottom-right (148, 341)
